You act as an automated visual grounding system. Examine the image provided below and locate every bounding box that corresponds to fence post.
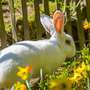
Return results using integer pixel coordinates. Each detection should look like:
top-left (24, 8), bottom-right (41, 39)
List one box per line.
top-left (86, 0), bottom-right (90, 47)
top-left (76, 2), bottom-right (85, 49)
top-left (43, 0), bottom-right (49, 15)
top-left (9, 0), bottom-right (17, 42)
top-left (65, 0), bottom-right (72, 36)
top-left (55, 0), bottom-right (60, 10)
top-left (0, 0), bottom-right (7, 49)
top-left (21, 0), bottom-right (30, 40)
top-left (34, 0), bottom-right (43, 39)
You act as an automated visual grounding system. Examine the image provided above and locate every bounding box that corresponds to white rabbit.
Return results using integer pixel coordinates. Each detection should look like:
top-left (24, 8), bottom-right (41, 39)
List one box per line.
top-left (0, 10), bottom-right (76, 88)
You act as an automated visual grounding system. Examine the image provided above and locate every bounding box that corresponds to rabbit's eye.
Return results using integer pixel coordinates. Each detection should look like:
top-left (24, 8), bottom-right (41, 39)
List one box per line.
top-left (65, 39), bottom-right (71, 45)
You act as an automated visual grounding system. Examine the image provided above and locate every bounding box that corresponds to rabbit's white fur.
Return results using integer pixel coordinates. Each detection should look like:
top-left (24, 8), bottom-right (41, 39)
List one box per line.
top-left (0, 33), bottom-right (75, 88)
top-left (0, 11), bottom-right (76, 88)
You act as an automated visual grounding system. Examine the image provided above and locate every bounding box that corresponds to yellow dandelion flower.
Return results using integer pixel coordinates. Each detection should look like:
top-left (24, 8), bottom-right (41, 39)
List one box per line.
top-left (70, 72), bottom-right (82, 83)
top-left (20, 84), bottom-right (27, 90)
top-left (17, 65), bottom-right (32, 80)
top-left (49, 78), bottom-right (72, 90)
top-left (14, 81), bottom-right (27, 90)
top-left (70, 62), bottom-right (87, 83)
top-left (83, 19), bottom-right (90, 30)
top-left (74, 62), bottom-right (87, 78)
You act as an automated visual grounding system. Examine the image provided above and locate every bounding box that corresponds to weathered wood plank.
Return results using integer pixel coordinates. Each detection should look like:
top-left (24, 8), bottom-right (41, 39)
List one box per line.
top-left (43, 0), bottom-right (49, 15)
top-left (0, 0), bottom-right (7, 49)
top-left (21, 0), bottom-right (30, 40)
top-left (9, 0), bottom-right (17, 42)
top-left (76, 3), bottom-right (85, 49)
top-left (86, 0), bottom-right (90, 47)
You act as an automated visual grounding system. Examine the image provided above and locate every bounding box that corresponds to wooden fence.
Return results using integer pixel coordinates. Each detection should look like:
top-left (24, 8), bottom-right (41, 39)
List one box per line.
top-left (0, 0), bottom-right (90, 50)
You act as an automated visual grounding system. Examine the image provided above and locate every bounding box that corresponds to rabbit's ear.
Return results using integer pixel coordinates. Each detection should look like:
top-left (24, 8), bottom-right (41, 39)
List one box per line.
top-left (40, 15), bottom-right (55, 36)
top-left (53, 10), bottom-right (64, 33)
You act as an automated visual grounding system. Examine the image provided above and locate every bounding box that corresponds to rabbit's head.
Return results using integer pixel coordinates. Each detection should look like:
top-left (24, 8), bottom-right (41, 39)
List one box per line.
top-left (40, 10), bottom-right (76, 58)
top-left (53, 10), bottom-right (76, 58)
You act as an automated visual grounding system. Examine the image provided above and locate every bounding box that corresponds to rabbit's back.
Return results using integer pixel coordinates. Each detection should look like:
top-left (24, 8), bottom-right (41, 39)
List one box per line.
top-left (0, 39), bottom-right (65, 77)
